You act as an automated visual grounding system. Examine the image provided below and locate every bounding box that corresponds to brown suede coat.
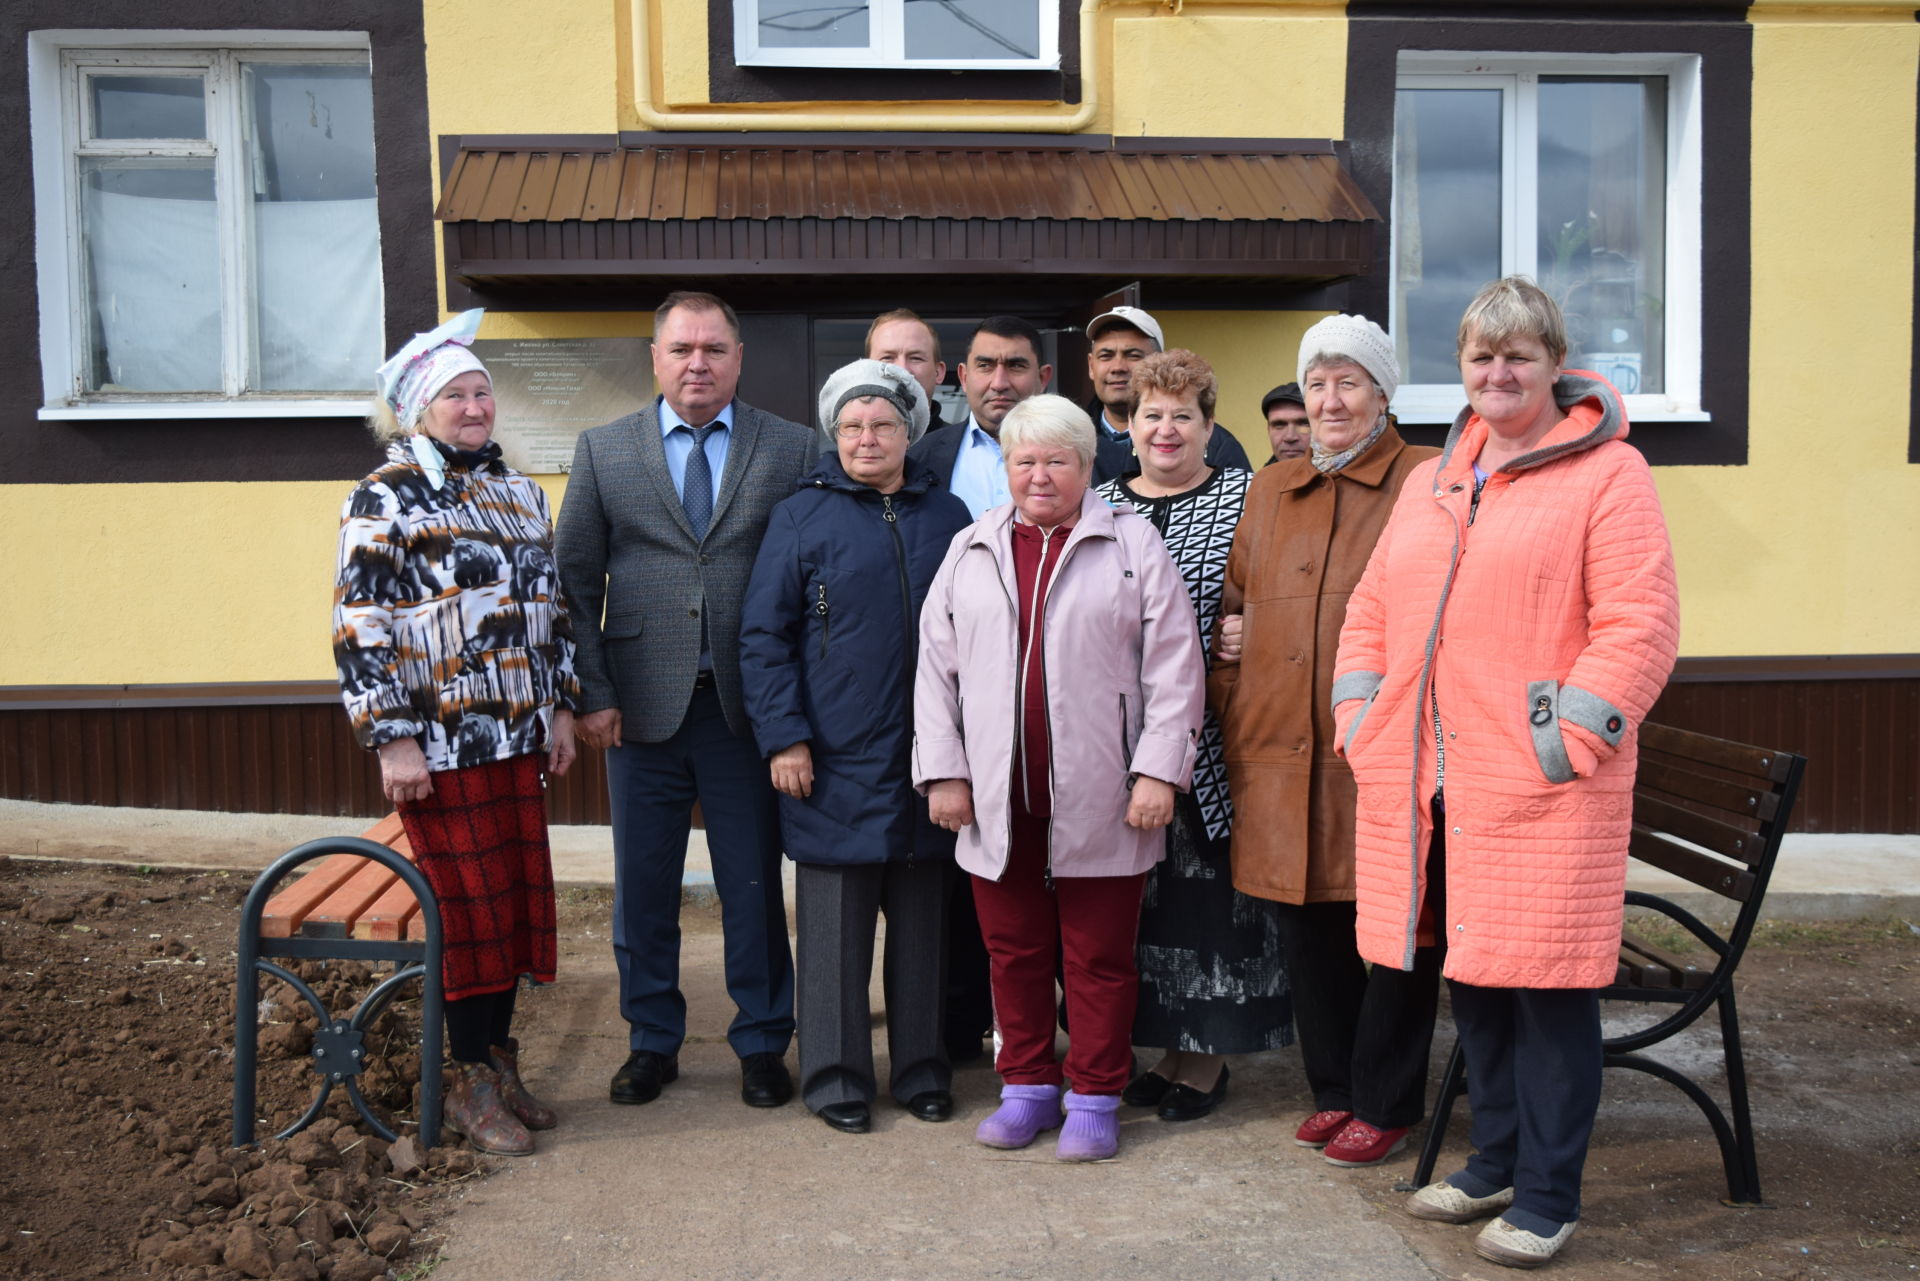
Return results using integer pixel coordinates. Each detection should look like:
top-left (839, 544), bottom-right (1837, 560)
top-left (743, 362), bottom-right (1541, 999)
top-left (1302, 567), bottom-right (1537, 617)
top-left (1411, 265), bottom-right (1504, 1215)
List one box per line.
top-left (1208, 426), bottom-right (1438, 904)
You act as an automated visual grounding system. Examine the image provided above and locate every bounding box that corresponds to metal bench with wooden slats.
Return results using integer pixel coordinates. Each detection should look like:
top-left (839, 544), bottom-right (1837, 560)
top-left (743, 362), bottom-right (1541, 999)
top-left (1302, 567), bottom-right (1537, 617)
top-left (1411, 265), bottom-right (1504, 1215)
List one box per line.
top-left (234, 816), bottom-right (444, 1149)
top-left (1414, 722), bottom-right (1808, 1207)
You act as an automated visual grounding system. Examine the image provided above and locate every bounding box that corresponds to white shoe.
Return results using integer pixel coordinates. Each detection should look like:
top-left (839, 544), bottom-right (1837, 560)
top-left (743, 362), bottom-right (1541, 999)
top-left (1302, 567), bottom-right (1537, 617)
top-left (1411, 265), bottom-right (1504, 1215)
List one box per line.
top-left (1473, 1215), bottom-right (1577, 1269)
top-left (1405, 1180), bottom-right (1516, 1224)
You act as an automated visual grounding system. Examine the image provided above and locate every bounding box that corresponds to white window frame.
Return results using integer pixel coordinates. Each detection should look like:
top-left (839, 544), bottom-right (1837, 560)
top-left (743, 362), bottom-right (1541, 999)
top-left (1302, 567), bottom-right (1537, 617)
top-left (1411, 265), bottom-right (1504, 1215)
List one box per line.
top-left (1391, 51), bottom-right (1705, 425)
top-left (28, 29), bottom-right (377, 420)
top-left (733, 0), bottom-right (1060, 71)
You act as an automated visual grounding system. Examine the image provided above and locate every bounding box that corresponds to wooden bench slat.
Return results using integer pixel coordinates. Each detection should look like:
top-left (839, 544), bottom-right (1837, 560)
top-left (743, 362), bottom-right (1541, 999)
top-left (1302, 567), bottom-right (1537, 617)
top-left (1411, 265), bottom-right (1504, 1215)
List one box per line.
top-left (1634, 792), bottom-right (1765, 866)
top-left (1618, 928), bottom-right (1711, 990)
top-left (1639, 723), bottom-right (1795, 784)
top-left (1630, 826), bottom-right (1756, 901)
top-left (303, 857), bottom-right (407, 940)
top-left (1637, 759), bottom-right (1782, 824)
top-left (259, 855), bottom-right (373, 939)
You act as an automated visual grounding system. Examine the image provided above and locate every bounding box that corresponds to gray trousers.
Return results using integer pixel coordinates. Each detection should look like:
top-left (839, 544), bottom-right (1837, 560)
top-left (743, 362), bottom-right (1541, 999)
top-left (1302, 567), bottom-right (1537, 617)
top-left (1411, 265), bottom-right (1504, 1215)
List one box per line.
top-left (795, 858), bottom-right (950, 1111)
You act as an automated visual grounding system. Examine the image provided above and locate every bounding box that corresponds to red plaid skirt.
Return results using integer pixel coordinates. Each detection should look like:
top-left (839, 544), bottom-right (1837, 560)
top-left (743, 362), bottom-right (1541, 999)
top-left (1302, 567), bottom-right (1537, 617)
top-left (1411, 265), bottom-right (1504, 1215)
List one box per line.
top-left (396, 754), bottom-right (557, 1001)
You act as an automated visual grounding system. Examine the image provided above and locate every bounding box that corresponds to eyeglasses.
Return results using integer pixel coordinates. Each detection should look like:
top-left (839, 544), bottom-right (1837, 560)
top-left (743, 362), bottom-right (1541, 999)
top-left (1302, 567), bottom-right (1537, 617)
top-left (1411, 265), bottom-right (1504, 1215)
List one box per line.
top-left (833, 419), bottom-right (906, 440)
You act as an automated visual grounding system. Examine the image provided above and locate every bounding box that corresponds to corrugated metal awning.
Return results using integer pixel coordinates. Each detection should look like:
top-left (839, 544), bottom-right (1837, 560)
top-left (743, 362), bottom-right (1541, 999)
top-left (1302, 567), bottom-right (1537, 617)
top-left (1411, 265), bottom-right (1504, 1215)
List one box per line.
top-left (435, 133), bottom-right (1382, 306)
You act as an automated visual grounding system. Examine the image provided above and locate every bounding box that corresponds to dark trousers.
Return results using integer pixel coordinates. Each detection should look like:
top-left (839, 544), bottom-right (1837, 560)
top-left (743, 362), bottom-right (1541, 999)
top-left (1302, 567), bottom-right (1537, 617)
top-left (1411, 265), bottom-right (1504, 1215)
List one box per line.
top-left (1273, 898), bottom-right (1443, 1129)
top-left (795, 859), bottom-right (949, 1111)
top-left (944, 863), bottom-right (995, 1050)
top-left (1449, 982), bottom-right (1604, 1232)
top-left (971, 814), bottom-right (1145, 1096)
top-left (606, 684), bottom-right (794, 1058)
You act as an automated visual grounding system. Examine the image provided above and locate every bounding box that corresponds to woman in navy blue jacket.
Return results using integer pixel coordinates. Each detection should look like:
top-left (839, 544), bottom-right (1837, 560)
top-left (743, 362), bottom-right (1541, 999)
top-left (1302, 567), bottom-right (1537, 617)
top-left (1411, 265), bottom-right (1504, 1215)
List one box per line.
top-left (740, 359), bottom-right (973, 1136)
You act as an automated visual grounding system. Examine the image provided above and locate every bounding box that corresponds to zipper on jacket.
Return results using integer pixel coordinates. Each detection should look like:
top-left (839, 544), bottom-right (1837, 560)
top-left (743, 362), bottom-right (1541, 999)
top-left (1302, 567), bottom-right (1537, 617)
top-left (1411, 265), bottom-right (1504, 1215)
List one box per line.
top-left (814, 582), bottom-right (830, 659)
top-left (1404, 480), bottom-right (1470, 970)
top-left (1031, 524), bottom-right (1097, 892)
top-left (883, 492), bottom-right (920, 867)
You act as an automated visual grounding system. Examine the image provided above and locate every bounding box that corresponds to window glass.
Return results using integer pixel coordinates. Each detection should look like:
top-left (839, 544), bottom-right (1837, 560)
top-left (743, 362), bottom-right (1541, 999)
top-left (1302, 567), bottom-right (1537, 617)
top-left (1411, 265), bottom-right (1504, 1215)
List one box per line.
top-left (757, 0), bottom-right (870, 50)
top-left (1392, 87), bottom-right (1502, 387)
top-left (1538, 77), bottom-right (1666, 394)
top-left (243, 63), bottom-right (382, 391)
top-left (80, 157), bottom-right (221, 392)
top-left (905, 0), bottom-right (1040, 61)
top-left (90, 74), bottom-right (205, 140)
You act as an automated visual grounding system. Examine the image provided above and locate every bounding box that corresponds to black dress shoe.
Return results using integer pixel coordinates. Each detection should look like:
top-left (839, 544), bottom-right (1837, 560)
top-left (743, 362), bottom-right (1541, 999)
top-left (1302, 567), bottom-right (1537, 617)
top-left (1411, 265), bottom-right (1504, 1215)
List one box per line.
top-left (1121, 1069), bottom-right (1175, 1108)
top-left (740, 1051), bottom-right (794, 1108)
top-left (904, 1090), bottom-right (953, 1122)
top-left (818, 1101), bottom-right (870, 1133)
top-left (609, 1049), bottom-right (678, 1105)
top-left (1157, 1064), bottom-right (1230, 1122)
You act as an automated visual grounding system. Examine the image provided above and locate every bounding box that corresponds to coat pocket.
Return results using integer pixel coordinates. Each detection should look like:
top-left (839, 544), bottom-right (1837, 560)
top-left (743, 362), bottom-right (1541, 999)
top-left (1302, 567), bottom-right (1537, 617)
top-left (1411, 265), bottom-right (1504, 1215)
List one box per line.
top-left (601, 609), bottom-right (643, 641)
top-left (1341, 687), bottom-right (1381, 758)
top-left (1525, 679), bottom-right (1577, 784)
top-left (812, 581), bottom-right (831, 659)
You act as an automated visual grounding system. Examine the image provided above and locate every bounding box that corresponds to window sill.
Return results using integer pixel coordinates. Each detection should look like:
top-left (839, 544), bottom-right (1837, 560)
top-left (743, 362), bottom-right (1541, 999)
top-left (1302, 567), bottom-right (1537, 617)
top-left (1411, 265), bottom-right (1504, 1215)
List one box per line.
top-left (39, 400), bottom-right (368, 421)
top-left (1393, 389), bottom-right (1711, 427)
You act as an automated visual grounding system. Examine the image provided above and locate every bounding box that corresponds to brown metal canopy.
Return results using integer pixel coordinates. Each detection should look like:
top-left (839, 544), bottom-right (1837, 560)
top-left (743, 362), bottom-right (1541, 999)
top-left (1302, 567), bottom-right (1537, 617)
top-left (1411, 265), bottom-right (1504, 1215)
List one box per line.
top-left (436, 132), bottom-right (1381, 309)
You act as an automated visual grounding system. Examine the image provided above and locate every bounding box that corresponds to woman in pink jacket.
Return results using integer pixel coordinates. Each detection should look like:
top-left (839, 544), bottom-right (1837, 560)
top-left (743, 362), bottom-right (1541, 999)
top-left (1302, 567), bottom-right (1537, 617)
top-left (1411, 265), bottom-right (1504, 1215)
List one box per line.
top-left (1334, 279), bottom-right (1678, 1269)
top-left (915, 393), bottom-right (1204, 1163)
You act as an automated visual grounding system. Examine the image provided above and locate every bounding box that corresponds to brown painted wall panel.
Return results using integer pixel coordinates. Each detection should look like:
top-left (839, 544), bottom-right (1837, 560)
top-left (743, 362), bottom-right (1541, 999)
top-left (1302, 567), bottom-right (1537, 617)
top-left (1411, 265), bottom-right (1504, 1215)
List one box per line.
top-left (4, 676), bottom-right (1913, 833)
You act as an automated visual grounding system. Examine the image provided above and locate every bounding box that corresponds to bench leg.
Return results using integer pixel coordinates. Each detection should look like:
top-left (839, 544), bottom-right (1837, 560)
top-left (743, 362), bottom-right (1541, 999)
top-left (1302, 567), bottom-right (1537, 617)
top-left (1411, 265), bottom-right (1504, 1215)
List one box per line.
top-left (1717, 986), bottom-right (1763, 1206)
top-left (1413, 1039), bottom-right (1468, 1188)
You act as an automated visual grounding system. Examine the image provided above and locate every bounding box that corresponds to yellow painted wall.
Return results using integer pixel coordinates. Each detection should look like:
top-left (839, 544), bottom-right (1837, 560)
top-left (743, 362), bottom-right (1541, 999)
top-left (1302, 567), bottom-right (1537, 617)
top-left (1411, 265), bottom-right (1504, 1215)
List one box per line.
top-left (17, 5), bottom-right (1917, 689)
top-left (1110, 10), bottom-right (1345, 139)
top-left (6, 484), bottom-right (347, 685)
top-left (1657, 15), bottom-right (1919, 656)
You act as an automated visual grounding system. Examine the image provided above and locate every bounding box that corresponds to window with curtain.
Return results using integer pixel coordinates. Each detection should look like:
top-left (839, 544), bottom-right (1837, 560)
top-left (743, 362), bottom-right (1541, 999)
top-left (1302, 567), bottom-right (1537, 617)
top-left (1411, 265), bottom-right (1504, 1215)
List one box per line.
top-left (54, 46), bottom-right (381, 402)
top-left (734, 0), bottom-right (1059, 69)
top-left (1390, 54), bottom-right (1702, 424)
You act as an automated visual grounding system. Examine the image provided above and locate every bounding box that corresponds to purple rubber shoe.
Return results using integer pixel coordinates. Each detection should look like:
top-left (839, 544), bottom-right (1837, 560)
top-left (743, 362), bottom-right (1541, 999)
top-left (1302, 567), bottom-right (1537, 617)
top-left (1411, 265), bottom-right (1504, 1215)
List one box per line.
top-left (1057, 1090), bottom-right (1122, 1162)
top-left (974, 1084), bottom-right (1064, 1149)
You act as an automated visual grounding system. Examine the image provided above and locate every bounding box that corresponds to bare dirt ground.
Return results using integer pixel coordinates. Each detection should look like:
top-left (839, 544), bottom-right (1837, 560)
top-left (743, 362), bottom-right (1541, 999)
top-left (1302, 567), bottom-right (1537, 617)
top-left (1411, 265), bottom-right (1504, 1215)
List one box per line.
top-left (1, 854), bottom-right (1915, 1281)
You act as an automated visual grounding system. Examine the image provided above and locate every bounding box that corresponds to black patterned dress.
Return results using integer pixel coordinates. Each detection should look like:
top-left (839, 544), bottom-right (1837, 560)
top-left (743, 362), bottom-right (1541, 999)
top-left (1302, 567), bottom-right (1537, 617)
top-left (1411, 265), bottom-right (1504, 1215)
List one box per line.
top-left (1097, 467), bottom-right (1293, 1054)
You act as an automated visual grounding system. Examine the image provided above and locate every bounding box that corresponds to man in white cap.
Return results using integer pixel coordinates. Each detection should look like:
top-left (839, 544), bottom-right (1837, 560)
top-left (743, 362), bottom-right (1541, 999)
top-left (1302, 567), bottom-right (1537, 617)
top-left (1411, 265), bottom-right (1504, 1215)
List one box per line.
top-left (1085, 305), bottom-right (1251, 483)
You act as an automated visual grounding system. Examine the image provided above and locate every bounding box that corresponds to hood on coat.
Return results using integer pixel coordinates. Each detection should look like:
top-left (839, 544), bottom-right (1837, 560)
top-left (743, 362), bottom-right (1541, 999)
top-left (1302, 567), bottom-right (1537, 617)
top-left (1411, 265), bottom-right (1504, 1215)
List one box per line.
top-left (797, 450), bottom-right (942, 497)
top-left (1436, 370), bottom-right (1629, 485)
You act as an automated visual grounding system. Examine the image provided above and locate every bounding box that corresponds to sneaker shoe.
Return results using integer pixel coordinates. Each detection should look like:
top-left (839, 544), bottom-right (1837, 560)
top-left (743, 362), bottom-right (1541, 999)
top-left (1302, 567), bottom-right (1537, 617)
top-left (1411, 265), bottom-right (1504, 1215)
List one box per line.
top-left (1293, 1108), bottom-right (1354, 1148)
top-left (974, 1084), bottom-right (1063, 1150)
top-left (1406, 1180), bottom-right (1517, 1224)
top-left (1474, 1216), bottom-right (1577, 1269)
top-left (1056, 1091), bottom-right (1121, 1162)
top-left (1321, 1118), bottom-right (1410, 1167)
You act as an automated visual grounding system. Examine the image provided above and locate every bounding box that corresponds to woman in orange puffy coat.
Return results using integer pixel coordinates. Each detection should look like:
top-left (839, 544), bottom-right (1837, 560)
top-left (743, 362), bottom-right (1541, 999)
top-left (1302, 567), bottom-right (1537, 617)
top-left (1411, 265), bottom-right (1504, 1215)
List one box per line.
top-left (1333, 278), bottom-right (1679, 1270)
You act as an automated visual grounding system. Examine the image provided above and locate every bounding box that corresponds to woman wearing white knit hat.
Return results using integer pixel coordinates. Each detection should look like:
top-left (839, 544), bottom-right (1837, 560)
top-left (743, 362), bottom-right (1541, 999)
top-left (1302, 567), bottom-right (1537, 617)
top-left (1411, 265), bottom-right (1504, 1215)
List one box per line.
top-left (1209, 312), bottom-right (1441, 1168)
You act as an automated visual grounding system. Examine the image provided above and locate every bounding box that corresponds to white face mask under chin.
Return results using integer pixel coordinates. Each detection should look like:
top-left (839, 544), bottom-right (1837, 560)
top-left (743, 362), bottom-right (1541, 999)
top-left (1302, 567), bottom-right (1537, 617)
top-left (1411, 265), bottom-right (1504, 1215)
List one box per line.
top-left (409, 432), bottom-right (447, 490)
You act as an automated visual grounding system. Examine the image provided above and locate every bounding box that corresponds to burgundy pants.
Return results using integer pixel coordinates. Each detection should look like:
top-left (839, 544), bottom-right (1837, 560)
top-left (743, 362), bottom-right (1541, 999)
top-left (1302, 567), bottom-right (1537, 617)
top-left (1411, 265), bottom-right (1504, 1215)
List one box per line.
top-left (970, 813), bottom-right (1146, 1095)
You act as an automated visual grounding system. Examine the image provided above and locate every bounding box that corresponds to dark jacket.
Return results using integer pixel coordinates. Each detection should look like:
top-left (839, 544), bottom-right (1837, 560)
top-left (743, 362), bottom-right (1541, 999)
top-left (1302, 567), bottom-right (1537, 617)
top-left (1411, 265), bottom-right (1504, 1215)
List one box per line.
top-left (739, 454), bottom-right (973, 866)
top-left (906, 420), bottom-right (966, 488)
top-left (555, 399), bottom-right (818, 741)
top-left (1088, 407), bottom-right (1254, 484)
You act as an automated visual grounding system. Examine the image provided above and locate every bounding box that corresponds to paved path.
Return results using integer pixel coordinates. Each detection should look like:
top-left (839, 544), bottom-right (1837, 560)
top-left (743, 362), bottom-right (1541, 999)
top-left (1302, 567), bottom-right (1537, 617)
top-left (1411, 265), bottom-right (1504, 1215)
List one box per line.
top-left (425, 912), bottom-right (1441, 1281)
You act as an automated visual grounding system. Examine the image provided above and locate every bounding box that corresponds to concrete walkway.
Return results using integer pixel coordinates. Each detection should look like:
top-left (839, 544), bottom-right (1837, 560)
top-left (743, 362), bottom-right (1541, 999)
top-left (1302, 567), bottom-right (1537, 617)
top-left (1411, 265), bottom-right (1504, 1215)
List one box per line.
top-left (3, 799), bottom-right (1914, 919)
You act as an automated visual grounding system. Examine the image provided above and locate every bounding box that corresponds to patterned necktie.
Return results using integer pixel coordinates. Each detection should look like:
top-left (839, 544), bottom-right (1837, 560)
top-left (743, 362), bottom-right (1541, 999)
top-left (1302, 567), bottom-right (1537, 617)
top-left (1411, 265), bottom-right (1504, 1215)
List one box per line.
top-left (681, 423), bottom-right (716, 538)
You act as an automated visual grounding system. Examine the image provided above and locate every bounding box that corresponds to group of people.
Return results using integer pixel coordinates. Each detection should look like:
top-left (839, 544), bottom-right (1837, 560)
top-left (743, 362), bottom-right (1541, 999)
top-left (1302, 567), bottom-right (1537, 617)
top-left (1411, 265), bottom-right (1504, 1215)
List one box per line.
top-left (332, 278), bottom-right (1678, 1270)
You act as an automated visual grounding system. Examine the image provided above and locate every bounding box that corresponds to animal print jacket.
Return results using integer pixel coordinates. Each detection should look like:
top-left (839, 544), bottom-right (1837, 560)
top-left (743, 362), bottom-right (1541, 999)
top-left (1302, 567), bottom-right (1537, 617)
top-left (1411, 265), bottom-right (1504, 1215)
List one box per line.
top-left (333, 438), bottom-right (580, 773)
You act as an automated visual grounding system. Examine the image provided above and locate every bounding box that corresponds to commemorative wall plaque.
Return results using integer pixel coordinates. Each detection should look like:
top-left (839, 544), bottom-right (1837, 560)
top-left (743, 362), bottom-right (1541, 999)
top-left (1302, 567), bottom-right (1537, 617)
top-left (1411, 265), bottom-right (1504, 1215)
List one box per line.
top-left (472, 338), bottom-right (652, 474)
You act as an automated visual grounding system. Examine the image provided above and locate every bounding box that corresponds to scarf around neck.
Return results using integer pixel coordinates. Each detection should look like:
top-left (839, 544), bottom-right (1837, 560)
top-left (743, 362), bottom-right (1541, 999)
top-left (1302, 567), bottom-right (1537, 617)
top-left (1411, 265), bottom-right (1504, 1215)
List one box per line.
top-left (1310, 414), bottom-right (1389, 475)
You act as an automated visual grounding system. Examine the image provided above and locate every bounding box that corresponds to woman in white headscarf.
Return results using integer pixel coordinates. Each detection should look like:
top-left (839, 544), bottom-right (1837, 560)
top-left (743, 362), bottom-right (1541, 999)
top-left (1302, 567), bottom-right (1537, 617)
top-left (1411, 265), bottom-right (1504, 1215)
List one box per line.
top-left (334, 310), bottom-right (579, 1156)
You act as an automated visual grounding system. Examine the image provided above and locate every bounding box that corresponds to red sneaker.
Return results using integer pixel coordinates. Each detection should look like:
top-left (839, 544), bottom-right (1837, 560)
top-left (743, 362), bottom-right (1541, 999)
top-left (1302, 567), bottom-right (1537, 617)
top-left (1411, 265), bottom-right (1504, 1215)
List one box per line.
top-left (1322, 1118), bottom-right (1410, 1167)
top-left (1293, 1109), bottom-right (1354, 1148)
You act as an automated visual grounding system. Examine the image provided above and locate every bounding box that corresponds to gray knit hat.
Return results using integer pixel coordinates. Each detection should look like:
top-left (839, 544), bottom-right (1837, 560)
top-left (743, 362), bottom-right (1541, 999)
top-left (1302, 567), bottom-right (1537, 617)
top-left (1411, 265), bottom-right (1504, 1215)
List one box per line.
top-left (1296, 314), bottom-right (1399, 404)
top-left (816, 358), bottom-right (931, 444)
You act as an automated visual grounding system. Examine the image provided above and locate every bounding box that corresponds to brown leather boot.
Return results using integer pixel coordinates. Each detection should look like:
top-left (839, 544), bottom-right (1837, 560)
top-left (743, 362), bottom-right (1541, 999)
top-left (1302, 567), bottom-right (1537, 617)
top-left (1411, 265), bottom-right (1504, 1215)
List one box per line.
top-left (443, 1061), bottom-right (534, 1156)
top-left (490, 1038), bottom-right (558, 1131)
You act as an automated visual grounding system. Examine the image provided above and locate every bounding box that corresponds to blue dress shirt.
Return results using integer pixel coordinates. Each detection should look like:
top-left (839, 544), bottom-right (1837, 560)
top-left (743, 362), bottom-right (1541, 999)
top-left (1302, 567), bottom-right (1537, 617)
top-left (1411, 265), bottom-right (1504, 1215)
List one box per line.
top-left (658, 397), bottom-right (735, 506)
top-left (948, 415), bottom-right (1012, 518)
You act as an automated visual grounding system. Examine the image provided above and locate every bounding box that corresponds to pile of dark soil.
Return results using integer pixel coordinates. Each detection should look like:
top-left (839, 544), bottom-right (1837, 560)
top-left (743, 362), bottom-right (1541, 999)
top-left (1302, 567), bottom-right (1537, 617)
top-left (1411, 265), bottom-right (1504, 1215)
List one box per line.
top-left (0, 857), bottom-right (492, 1280)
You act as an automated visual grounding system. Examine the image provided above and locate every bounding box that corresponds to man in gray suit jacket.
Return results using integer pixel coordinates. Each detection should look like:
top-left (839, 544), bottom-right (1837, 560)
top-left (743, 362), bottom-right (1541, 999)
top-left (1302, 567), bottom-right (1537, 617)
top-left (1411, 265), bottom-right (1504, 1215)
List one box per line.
top-left (556, 291), bottom-right (817, 1111)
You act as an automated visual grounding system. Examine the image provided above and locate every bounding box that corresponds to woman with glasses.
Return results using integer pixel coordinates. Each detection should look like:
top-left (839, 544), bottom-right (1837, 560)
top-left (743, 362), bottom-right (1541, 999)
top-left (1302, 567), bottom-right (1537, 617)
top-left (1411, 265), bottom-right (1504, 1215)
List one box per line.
top-left (739, 359), bottom-right (974, 1135)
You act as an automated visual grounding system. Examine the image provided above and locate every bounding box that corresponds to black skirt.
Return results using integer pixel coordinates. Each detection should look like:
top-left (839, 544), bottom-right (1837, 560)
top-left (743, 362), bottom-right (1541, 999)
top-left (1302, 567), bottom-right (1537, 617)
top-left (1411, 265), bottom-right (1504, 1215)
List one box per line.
top-left (1132, 793), bottom-right (1294, 1055)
